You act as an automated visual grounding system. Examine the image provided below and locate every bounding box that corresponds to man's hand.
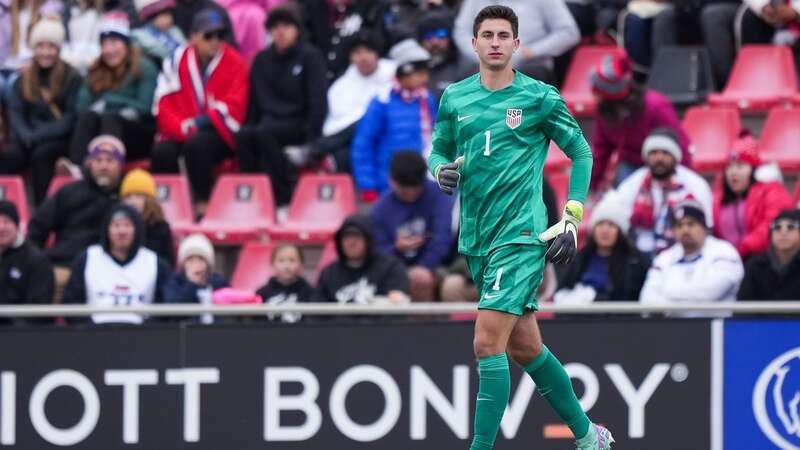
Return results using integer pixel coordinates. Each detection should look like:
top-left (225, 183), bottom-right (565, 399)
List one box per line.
top-left (435, 156), bottom-right (464, 195)
top-left (538, 200), bottom-right (583, 265)
top-left (396, 232), bottom-right (426, 253)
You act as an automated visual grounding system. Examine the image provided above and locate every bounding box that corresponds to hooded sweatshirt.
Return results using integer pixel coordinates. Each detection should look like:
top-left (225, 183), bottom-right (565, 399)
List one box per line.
top-left (257, 276), bottom-right (313, 323)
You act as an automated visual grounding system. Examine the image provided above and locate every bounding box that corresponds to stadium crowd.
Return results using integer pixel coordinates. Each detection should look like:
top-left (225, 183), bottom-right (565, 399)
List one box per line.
top-left (0, 0), bottom-right (799, 324)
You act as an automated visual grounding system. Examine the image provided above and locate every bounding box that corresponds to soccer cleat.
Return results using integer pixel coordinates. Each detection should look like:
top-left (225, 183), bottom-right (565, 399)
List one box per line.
top-left (575, 423), bottom-right (615, 449)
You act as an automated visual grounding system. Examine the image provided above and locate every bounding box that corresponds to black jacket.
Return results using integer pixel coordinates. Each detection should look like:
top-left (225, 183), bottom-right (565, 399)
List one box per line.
top-left (163, 271), bottom-right (228, 303)
top-left (145, 220), bottom-right (175, 267)
top-left (737, 250), bottom-right (800, 301)
top-left (28, 174), bottom-right (120, 266)
top-left (257, 276), bottom-right (313, 323)
top-left (557, 245), bottom-right (651, 301)
top-left (314, 214), bottom-right (409, 303)
top-left (0, 235), bottom-right (54, 324)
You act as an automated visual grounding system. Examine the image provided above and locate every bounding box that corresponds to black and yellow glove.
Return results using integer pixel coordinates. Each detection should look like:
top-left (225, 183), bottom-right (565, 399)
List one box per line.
top-left (538, 200), bottom-right (583, 265)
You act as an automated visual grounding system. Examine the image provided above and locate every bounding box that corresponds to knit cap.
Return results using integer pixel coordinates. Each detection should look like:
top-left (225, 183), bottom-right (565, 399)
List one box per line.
top-left (729, 131), bottom-right (761, 168)
top-left (134, 0), bottom-right (176, 22)
top-left (29, 17), bottom-right (65, 48)
top-left (88, 134), bottom-right (126, 164)
top-left (589, 190), bottom-right (630, 234)
top-left (589, 52), bottom-right (632, 101)
top-left (178, 233), bottom-right (215, 267)
top-left (98, 11), bottom-right (131, 42)
top-left (120, 169), bottom-right (157, 198)
top-left (642, 127), bottom-right (682, 163)
top-left (0, 200), bottom-right (19, 227)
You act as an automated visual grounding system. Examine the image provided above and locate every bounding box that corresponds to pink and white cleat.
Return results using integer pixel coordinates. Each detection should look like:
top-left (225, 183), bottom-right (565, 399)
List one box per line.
top-left (575, 423), bottom-right (615, 449)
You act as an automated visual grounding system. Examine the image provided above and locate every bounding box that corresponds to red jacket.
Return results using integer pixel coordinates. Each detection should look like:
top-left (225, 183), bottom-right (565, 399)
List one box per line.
top-left (713, 180), bottom-right (791, 259)
top-left (154, 43), bottom-right (249, 149)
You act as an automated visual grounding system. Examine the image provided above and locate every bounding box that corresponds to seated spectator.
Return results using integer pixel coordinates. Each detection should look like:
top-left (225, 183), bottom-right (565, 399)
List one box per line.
top-left (120, 169), bottom-right (175, 265)
top-left (237, 5), bottom-right (327, 206)
top-left (589, 53), bottom-right (691, 190)
top-left (66, 11), bottom-right (158, 169)
top-left (738, 209), bottom-right (800, 300)
top-left (370, 151), bottom-right (453, 301)
top-left (351, 39), bottom-right (435, 201)
top-left (0, 200), bottom-right (54, 323)
top-left (314, 213), bottom-right (410, 304)
top-left (28, 134), bottom-right (126, 302)
top-left (61, 0), bottom-right (103, 74)
top-left (256, 243), bottom-right (312, 323)
top-left (417, 13), bottom-right (477, 102)
top-left (617, 127), bottom-right (713, 256)
top-left (150, 8), bottom-right (247, 215)
top-left (713, 132), bottom-right (791, 260)
top-left (174, 0), bottom-right (235, 46)
top-left (639, 199), bottom-right (744, 317)
top-left (318, 31), bottom-right (396, 172)
top-left (1, 0), bottom-right (61, 76)
top-left (555, 191), bottom-right (650, 304)
top-left (132, 0), bottom-right (186, 65)
top-left (0, 17), bottom-right (82, 204)
top-left (740, 0), bottom-right (800, 49)
top-left (63, 203), bottom-right (171, 324)
top-left (700, 1), bottom-right (742, 88)
top-left (454, 0), bottom-right (580, 84)
top-left (216, 0), bottom-right (285, 61)
top-left (164, 233), bottom-right (228, 322)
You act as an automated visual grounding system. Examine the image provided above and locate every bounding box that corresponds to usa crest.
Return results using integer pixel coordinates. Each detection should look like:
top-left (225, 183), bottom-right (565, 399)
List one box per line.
top-left (506, 109), bottom-right (522, 129)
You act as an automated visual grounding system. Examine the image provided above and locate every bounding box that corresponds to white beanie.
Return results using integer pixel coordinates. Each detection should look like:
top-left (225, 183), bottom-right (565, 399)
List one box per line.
top-left (589, 190), bottom-right (630, 234)
top-left (29, 17), bottom-right (66, 48)
top-left (98, 11), bottom-right (131, 41)
top-left (178, 233), bottom-right (215, 267)
top-left (641, 127), bottom-right (682, 163)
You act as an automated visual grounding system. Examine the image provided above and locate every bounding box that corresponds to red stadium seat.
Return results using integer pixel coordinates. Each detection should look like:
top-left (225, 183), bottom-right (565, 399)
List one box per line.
top-left (547, 171), bottom-right (570, 211)
top-left (682, 106), bottom-right (741, 172)
top-left (561, 46), bottom-right (623, 117)
top-left (192, 174), bottom-right (275, 244)
top-left (758, 107), bottom-right (800, 172)
top-left (545, 142), bottom-right (572, 175)
top-left (268, 174), bottom-right (357, 244)
top-left (312, 240), bottom-right (338, 284)
top-left (0, 176), bottom-right (30, 229)
top-left (46, 175), bottom-right (78, 198)
top-left (708, 45), bottom-right (798, 112)
top-left (231, 241), bottom-right (275, 292)
top-left (153, 175), bottom-right (194, 238)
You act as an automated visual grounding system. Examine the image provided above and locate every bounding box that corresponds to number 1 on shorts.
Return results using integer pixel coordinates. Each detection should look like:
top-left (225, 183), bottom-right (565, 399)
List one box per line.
top-left (492, 267), bottom-right (504, 291)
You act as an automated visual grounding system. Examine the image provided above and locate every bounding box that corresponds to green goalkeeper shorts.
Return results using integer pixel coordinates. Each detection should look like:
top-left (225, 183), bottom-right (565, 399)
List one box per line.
top-left (466, 244), bottom-right (546, 316)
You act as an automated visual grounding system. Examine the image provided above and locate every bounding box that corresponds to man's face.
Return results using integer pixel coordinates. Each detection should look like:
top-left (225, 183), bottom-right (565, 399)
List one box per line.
top-left (420, 28), bottom-right (450, 57)
top-left (192, 29), bottom-right (225, 60)
top-left (89, 152), bottom-right (122, 188)
top-left (109, 216), bottom-right (135, 253)
top-left (34, 42), bottom-right (59, 69)
top-left (342, 233), bottom-right (367, 261)
top-left (350, 46), bottom-right (378, 76)
top-left (100, 37), bottom-right (128, 68)
top-left (646, 149), bottom-right (677, 180)
top-left (674, 217), bottom-right (706, 252)
top-left (270, 22), bottom-right (299, 53)
top-left (472, 18), bottom-right (518, 71)
top-left (0, 216), bottom-right (18, 249)
top-left (390, 179), bottom-right (424, 203)
top-left (771, 219), bottom-right (800, 253)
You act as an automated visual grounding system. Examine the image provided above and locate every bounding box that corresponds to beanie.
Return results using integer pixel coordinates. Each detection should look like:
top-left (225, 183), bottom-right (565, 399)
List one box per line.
top-left (389, 38), bottom-right (430, 77)
top-left (29, 17), bottom-right (66, 48)
top-left (589, 190), bottom-right (630, 234)
top-left (589, 52), bottom-right (632, 101)
top-left (98, 11), bottom-right (131, 42)
top-left (671, 199), bottom-right (706, 227)
top-left (0, 200), bottom-right (20, 227)
top-left (178, 233), bottom-right (215, 267)
top-left (120, 169), bottom-right (157, 198)
top-left (265, 5), bottom-right (301, 30)
top-left (772, 209), bottom-right (800, 228)
top-left (134, 0), bottom-right (176, 21)
top-left (729, 130), bottom-right (761, 168)
top-left (642, 127), bottom-right (682, 163)
top-left (88, 134), bottom-right (126, 164)
top-left (346, 29), bottom-right (381, 55)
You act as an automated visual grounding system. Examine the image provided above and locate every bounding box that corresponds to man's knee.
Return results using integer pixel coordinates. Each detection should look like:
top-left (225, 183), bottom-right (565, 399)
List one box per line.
top-left (507, 339), bottom-right (544, 367)
top-left (440, 274), bottom-right (469, 302)
top-left (408, 266), bottom-right (434, 301)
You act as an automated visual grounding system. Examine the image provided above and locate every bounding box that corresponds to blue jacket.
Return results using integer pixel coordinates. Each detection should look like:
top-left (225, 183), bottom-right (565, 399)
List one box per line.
top-left (351, 89), bottom-right (437, 193)
top-left (369, 180), bottom-right (454, 269)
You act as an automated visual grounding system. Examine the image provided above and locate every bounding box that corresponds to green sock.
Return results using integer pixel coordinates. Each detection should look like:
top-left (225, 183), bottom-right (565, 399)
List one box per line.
top-left (470, 353), bottom-right (510, 450)
top-left (524, 345), bottom-right (591, 440)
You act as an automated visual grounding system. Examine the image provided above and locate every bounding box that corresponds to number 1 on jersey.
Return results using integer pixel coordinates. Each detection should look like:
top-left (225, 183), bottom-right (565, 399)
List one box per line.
top-left (484, 130), bottom-right (491, 156)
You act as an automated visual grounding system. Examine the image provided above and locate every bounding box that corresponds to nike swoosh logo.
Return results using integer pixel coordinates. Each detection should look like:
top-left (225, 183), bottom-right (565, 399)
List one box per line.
top-left (483, 292), bottom-right (500, 299)
top-left (457, 114), bottom-right (473, 122)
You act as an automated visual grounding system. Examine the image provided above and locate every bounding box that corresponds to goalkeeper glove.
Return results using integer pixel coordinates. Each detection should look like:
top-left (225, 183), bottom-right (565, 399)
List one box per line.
top-left (538, 200), bottom-right (583, 265)
top-left (435, 156), bottom-right (464, 195)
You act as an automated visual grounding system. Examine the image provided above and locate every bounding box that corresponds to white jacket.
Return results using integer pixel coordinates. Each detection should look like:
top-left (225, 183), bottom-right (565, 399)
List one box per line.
top-left (322, 58), bottom-right (396, 136)
top-left (639, 235), bottom-right (744, 317)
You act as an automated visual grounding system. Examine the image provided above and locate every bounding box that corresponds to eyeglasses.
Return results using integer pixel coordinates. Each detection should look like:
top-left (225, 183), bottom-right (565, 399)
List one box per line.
top-left (423, 28), bottom-right (449, 41)
top-left (770, 221), bottom-right (800, 231)
top-left (202, 30), bottom-right (227, 41)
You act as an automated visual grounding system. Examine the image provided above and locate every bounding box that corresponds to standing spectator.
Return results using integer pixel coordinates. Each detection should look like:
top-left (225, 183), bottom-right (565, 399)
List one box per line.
top-left (713, 132), bottom-right (791, 260)
top-left (589, 53), bottom-right (691, 190)
top-left (256, 243), bottom-right (313, 323)
top-left (351, 38), bottom-right (436, 200)
top-left (738, 209), bottom-right (800, 300)
top-left (700, 0), bottom-right (742, 88)
top-left (370, 151), bottom-right (453, 301)
top-left (639, 199), bottom-right (744, 317)
top-left (61, 0), bottom-right (104, 74)
top-left (237, 5), bottom-right (327, 206)
top-left (164, 233), bottom-right (228, 323)
top-left (0, 17), bottom-right (82, 204)
top-left (417, 13), bottom-right (477, 102)
top-left (120, 169), bottom-right (175, 265)
top-left (617, 127), bottom-right (713, 256)
top-left (216, 0), bottom-right (285, 61)
top-left (150, 8), bottom-right (248, 215)
top-left (28, 135), bottom-right (124, 302)
top-left (315, 214), bottom-right (410, 304)
top-left (132, 0), bottom-right (186, 65)
top-left (173, 0), bottom-right (234, 45)
top-left (67, 11), bottom-right (158, 167)
top-left (63, 203), bottom-right (171, 324)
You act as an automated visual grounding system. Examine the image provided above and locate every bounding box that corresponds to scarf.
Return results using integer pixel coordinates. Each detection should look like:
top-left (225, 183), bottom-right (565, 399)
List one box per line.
top-left (393, 81), bottom-right (432, 153)
top-left (630, 172), bottom-right (690, 233)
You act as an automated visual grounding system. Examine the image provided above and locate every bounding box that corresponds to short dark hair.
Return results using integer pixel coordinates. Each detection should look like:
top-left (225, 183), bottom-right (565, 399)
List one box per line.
top-left (472, 5), bottom-right (518, 38)
top-left (390, 151), bottom-right (427, 187)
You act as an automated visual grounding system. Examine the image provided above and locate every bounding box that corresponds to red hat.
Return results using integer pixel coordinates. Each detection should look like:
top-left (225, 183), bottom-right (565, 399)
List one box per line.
top-left (589, 52), bottom-right (632, 101)
top-left (729, 130), bottom-right (761, 168)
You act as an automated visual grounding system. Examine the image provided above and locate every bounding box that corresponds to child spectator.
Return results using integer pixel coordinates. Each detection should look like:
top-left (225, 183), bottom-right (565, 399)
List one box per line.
top-left (132, 0), bottom-right (186, 65)
top-left (120, 168), bottom-right (175, 265)
top-left (256, 243), bottom-right (312, 323)
top-left (164, 233), bottom-right (228, 323)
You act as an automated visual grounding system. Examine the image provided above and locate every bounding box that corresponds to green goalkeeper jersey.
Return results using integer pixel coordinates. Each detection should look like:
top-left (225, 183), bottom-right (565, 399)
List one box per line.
top-left (429, 71), bottom-right (593, 256)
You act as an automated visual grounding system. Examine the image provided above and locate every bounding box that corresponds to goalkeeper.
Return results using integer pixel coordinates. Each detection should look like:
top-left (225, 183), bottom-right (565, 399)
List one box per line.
top-left (428, 5), bottom-right (613, 450)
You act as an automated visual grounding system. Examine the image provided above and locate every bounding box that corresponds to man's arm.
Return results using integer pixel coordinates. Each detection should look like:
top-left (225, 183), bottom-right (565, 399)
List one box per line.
top-left (663, 254), bottom-right (744, 302)
top-left (541, 88), bottom-right (592, 203)
top-left (639, 262), bottom-right (667, 304)
top-left (428, 89), bottom-right (457, 177)
top-left (522, 0), bottom-right (580, 58)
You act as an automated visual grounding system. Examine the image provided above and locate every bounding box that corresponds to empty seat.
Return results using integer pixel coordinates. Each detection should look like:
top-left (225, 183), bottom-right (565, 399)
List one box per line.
top-left (312, 239), bottom-right (338, 284)
top-left (708, 45), bottom-right (798, 112)
top-left (647, 46), bottom-right (715, 107)
top-left (231, 241), bottom-right (275, 292)
top-left (758, 107), bottom-right (800, 172)
top-left (153, 175), bottom-right (194, 237)
top-left (269, 174), bottom-right (357, 244)
top-left (193, 174), bottom-right (275, 244)
top-left (682, 106), bottom-right (741, 172)
top-left (0, 176), bottom-right (30, 228)
top-left (544, 142), bottom-right (572, 175)
top-left (561, 46), bottom-right (624, 117)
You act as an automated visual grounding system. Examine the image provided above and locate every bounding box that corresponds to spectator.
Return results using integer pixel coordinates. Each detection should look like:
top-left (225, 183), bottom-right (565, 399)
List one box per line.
top-left (0, 200), bottom-right (54, 323)
top-left (617, 127), bottom-right (713, 256)
top-left (700, 0), bottom-right (742, 88)
top-left (370, 151), bottom-right (453, 301)
top-left (0, 17), bottom-right (82, 204)
top-left (132, 0), bottom-right (186, 65)
top-left (174, 0), bottom-right (234, 45)
top-left (2, 0), bottom-right (58, 75)
top-left (620, 0), bottom-right (681, 73)
top-left (66, 11), bottom-right (158, 168)
top-left (256, 243), bottom-right (313, 323)
top-left (237, 5), bottom-right (327, 206)
top-left (318, 31), bottom-right (396, 172)
top-left (713, 132), bottom-right (791, 260)
top-left (315, 213), bottom-right (410, 304)
top-left (28, 134), bottom-right (125, 302)
top-left (738, 209), bottom-right (800, 300)
top-left (64, 203), bottom-right (171, 324)
top-left (164, 233), bottom-right (228, 323)
top-left (150, 8), bottom-right (248, 215)
top-left (589, 53), bottom-right (691, 190)
top-left (216, 0), bottom-right (285, 61)
top-left (382, 0), bottom-right (455, 45)
top-left (453, 0), bottom-right (580, 84)
top-left (120, 169), bottom-right (175, 265)
top-left (61, 0), bottom-right (103, 74)
top-left (554, 191), bottom-right (650, 303)
top-left (640, 199), bottom-right (744, 317)
top-left (740, 0), bottom-right (800, 49)
top-left (417, 13), bottom-right (477, 102)
top-left (351, 39), bottom-right (436, 200)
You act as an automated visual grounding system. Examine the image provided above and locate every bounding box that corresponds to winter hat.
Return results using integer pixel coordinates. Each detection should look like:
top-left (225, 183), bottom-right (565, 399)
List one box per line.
top-left (265, 5), bottom-right (301, 30)
top-left (29, 17), bottom-right (65, 48)
top-left (178, 233), bottom-right (215, 267)
top-left (98, 11), bottom-right (131, 42)
top-left (120, 169), bottom-right (157, 198)
top-left (729, 130), bottom-right (761, 168)
top-left (347, 29), bottom-right (381, 55)
top-left (589, 190), bottom-right (630, 234)
top-left (417, 14), bottom-right (452, 41)
top-left (590, 52), bottom-right (632, 101)
top-left (192, 8), bottom-right (228, 34)
top-left (642, 127), bottom-right (682, 163)
top-left (87, 134), bottom-right (126, 164)
top-left (389, 38), bottom-right (431, 77)
top-left (135, 0), bottom-right (176, 22)
top-left (671, 199), bottom-right (706, 227)
top-left (0, 200), bottom-right (20, 227)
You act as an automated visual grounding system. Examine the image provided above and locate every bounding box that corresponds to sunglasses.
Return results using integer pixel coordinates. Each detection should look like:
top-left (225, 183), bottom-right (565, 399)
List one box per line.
top-left (202, 30), bottom-right (227, 41)
top-left (770, 221), bottom-right (800, 231)
top-left (423, 28), bottom-right (449, 41)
